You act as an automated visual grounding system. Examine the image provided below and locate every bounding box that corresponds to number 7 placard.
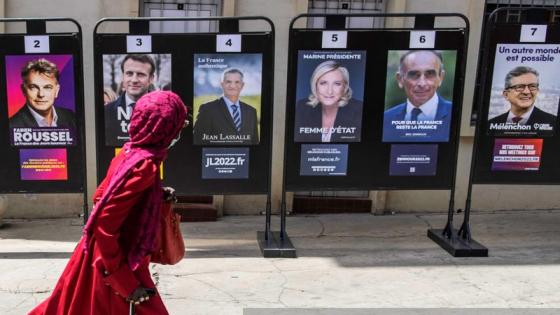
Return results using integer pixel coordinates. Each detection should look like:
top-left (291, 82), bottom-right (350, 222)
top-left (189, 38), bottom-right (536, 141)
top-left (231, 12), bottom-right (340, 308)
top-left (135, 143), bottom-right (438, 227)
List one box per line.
top-left (520, 25), bottom-right (547, 43)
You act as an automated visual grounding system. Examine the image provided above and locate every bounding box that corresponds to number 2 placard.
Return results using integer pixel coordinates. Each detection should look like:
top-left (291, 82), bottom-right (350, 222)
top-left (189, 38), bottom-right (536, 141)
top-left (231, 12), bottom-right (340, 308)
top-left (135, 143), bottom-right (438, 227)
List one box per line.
top-left (25, 36), bottom-right (50, 53)
top-left (217, 34), bottom-right (241, 52)
top-left (409, 31), bottom-right (435, 49)
top-left (127, 36), bottom-right (152, 53)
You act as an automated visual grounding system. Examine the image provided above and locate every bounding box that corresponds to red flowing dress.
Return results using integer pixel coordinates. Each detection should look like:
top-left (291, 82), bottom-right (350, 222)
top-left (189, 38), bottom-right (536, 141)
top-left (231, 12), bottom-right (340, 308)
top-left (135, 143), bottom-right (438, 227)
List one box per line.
top-left (29, 152), bottom-right (169, 315)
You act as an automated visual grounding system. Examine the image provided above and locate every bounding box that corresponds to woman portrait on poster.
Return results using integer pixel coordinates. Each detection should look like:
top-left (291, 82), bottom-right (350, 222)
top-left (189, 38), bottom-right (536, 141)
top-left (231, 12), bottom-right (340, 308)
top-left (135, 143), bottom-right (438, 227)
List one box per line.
top-left (294, 60), bottom-right (363, 142)
top-left (29, 91), bottom-right (187, 315)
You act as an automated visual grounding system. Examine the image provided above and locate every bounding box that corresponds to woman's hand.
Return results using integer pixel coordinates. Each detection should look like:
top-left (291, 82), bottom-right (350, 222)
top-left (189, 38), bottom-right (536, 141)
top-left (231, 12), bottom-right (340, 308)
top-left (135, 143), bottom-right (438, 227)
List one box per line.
top-left (127, 287), bottom-right (155, 305)
top-left (162, 186), bottom-right (177, 203)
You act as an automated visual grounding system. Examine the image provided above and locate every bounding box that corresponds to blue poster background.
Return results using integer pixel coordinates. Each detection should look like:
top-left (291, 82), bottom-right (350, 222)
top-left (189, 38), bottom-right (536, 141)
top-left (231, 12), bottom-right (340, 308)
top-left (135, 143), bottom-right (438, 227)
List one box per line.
top-left (389, 144), bottom-right (438, 176)
top-left (300, 144), bottom-right (348, 176)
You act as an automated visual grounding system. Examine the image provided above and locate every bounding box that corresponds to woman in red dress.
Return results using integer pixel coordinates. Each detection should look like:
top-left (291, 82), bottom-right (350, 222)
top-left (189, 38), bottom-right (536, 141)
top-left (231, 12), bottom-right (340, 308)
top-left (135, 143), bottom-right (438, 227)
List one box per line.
top-left (29, 91), bottom-right (187, 315)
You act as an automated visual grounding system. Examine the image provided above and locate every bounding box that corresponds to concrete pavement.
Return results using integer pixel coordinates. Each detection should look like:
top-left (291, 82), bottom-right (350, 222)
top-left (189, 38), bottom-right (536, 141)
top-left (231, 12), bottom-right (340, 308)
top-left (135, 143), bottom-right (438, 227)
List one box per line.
top-left (1, 210), bottom-right (560, 314)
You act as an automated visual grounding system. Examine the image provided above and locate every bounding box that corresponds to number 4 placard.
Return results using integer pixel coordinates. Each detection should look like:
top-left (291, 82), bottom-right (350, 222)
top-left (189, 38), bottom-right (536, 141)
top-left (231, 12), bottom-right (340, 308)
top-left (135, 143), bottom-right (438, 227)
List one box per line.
top-left (217, 34), bottom-right (241, 52)
top-left (409, 31), bottom-right (435, 49)
top-left (127, 36), bottom-right (152, 53)
top-left (520, 25), bottom-right (547, 42)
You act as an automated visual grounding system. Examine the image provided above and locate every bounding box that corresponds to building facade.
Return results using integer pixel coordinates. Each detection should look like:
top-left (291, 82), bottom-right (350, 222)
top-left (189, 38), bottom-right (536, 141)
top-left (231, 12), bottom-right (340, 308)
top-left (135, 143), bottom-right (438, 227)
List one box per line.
top-left (3, 0), bottom-right (560, 218)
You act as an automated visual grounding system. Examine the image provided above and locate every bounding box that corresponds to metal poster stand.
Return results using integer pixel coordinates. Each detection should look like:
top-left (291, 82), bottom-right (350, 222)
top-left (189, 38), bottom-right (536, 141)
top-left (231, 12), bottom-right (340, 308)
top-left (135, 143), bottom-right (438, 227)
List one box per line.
top-left (282, 13), bottom-right (470, 258)
top-left (0, 18), bottom-right (88, 223)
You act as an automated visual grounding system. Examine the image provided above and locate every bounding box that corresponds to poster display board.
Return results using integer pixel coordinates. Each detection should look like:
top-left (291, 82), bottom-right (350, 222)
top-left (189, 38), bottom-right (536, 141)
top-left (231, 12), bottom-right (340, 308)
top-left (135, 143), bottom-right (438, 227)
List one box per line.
top-left (382, 50), bottom-right (457, 143)
top-left (94, 18), bottom-right (274, 195)
top-left (284, 28), bottom-right (467, 191)
top-left (0, 20), bottom-right (85, 193)
top-left (193, 53), bottom-right (262, 146)
top-left (102, 53), bottom-right (172, 146)
top-left (293, 50), bottom-right (366, 143)
top-left (473, 23), bottom-right (560, 184)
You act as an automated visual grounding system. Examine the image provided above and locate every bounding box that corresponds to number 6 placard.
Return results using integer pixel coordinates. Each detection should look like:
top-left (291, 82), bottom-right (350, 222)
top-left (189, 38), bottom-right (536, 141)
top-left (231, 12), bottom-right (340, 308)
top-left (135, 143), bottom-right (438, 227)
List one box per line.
top-left (127, 35), bottom-right (152, 53)
top-left (409, 31), bottom-right (435, 49)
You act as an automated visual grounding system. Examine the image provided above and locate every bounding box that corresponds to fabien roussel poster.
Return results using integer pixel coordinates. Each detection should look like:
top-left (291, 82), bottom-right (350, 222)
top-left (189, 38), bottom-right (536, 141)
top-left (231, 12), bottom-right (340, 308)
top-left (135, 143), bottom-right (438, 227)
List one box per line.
top-left (5, 55), bottom-right (76, 180)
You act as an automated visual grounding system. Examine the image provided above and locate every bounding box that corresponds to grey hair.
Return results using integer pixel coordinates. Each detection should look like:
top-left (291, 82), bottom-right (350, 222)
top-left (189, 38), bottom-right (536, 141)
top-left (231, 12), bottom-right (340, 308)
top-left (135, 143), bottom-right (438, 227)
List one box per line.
top-left (504, 66), bottom-right (539, 89)
top-left (398, 50), bottom-right (444, 75)
top-left (222, 68), bottom-right (244, 82)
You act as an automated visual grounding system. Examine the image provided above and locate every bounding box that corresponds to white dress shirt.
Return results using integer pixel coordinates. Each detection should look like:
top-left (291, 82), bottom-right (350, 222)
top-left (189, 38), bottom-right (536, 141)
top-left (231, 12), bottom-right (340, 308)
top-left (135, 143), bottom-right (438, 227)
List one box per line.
top-left (28, 104), bottom-right (59, 127)
top-left (405, 93), bottom-right (439, 121)
top-left (506, 106), bottom-right (534, 124)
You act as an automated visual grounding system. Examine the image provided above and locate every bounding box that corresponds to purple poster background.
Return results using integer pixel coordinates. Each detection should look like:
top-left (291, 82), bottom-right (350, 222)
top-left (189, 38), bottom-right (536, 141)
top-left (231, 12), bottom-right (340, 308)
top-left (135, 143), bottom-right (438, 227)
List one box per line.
top-left (492, 138), bottom-right (543, 171)
top-left (6, 55), bottom-right (75, 118)
top-left (19, 149), bottom-right (68, 180)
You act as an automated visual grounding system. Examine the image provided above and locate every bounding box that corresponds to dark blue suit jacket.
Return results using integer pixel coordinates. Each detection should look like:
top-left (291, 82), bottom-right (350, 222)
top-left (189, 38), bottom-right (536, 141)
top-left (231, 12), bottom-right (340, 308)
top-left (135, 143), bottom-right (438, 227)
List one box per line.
top-left (104, 94), bottom-right (129, 147)
top-left (294, 98), bottom-right (363, 142)
top-left (382, 96), bottom-right (452, 142)
top-left (193, 97), bottom-right (259, 145)
top-left (9, 104), bottom-right (76, 130)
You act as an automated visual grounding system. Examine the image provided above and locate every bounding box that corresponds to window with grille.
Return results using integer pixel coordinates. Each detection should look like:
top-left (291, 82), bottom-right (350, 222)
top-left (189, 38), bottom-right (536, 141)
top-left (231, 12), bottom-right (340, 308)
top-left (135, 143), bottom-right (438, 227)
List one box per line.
top-left (471, 0), bottom-right (560, 125)
top-left (139, 0), bottom-right (222, 33)
top-left (307, 0), bottom-right (386, 29)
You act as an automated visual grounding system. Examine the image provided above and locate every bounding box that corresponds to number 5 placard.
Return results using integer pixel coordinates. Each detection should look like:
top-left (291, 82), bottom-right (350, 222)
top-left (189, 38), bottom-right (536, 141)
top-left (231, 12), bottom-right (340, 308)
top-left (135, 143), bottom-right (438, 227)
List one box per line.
top-left (127, 35), bottom-right (152, 53)
top-left (409, 31), bottom-right (435, 49)
top-left (217, 34), bottom-right (241, 52)
top-left (322, 31), bottom-right (347, 49)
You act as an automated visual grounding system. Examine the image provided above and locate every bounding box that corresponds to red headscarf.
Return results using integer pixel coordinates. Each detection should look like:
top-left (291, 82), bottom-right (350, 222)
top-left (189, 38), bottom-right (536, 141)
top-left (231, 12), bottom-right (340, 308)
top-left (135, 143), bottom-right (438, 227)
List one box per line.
top-left (84, 91), bottom-right (187, 269)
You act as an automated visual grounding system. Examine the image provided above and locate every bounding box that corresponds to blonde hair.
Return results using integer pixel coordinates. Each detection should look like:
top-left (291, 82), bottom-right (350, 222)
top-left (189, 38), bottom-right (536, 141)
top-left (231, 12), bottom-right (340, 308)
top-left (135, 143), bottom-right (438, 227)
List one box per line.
top-left (103, 87), bottom-right (117, 104)
top-left (307, 60), bottom-right (352, 108)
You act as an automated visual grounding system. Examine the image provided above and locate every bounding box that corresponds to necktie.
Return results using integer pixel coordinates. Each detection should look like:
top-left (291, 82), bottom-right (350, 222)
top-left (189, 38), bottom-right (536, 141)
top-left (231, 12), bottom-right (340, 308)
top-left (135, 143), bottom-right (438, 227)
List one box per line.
top-left (127, 102), bottom-right (136, 117)
top-left (512, 116), bottom-right (522, 123)
top-left (411, 107), bottom-right (422, 121)
top-left (231, 104), bottom-right (241, 132)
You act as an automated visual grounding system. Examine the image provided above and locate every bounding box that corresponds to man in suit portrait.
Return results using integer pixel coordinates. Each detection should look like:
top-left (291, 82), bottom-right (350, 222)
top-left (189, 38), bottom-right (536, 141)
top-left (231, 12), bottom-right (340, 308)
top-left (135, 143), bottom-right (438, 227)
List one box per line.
top-left (9, 58), bottom-right (75, 130)
top-left (488, 66), bottom-right (556, 128)
top-left (193, 68), bottom-right (259, 145)
top-left (104, 54), bottom-right (155, 146)
top-left (382, 50), bottom-right (452, 142)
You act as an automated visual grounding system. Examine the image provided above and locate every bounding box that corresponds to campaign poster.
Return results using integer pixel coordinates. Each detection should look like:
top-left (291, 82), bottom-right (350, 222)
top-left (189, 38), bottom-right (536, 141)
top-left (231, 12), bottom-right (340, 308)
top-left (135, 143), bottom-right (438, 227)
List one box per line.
top-left (382, 50), bottom-right (457, 143)
top-left (389, 144), bottom-right (438, 176)
top-left (294, 51), bottom-right (366, 143)
top-left (491, 138), bottom-right (543, 171)
top-left (19, 149), bottom-right (67, 180)
top-left (487, 44), bottom-right (560, 137)
top-left (6, 55), bottom-right (76, 147)
top-left (115, 147), bottom-right (164, 179)
top-left (193, 53), bottom-right (262, 145)
top-left (299, 144), bottom-right (348, 176)
top-left (201, 147), bottom-right (250, 179)
top-left (102, 54), bottom-right (172, 146)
